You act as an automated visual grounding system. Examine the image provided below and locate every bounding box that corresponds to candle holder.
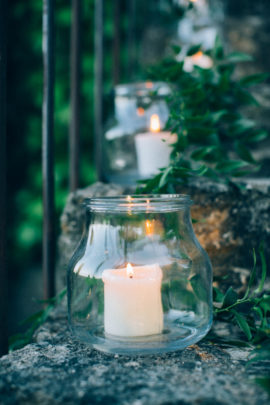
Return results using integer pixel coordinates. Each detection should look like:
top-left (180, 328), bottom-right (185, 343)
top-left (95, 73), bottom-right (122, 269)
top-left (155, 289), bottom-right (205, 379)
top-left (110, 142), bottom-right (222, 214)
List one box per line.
top-left (103, 82), bottom-right (172, 185)
top-left (67, 195), bottom-right (212, 355)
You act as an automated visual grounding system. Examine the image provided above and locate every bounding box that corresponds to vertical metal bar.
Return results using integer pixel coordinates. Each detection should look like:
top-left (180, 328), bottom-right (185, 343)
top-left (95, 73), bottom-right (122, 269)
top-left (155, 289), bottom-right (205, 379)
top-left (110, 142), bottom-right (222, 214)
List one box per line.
top-left (126, 0), bottom-right (136, 78)
top-left (69, 0), bottom-right (81, 192)
top-left (42, 0), bottom-right (55, 299)
top-left (0, 0), bottom-right (8, 356)
top-left (94, 0), bottom-right (104, 181)
top-left (113, 0), bottom-right (120, 85)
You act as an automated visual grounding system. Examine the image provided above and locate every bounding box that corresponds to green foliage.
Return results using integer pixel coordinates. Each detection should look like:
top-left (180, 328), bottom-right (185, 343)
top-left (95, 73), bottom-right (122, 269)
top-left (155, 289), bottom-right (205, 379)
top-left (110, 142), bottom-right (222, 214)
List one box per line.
top-left (139, 37), bottom-right (269, 193)
top-left (8, 288), bottom-right (67, 352)
top-left (213, 243), bottom-right (269, 344)
top-left (211, 243), bottom-right (270, 395)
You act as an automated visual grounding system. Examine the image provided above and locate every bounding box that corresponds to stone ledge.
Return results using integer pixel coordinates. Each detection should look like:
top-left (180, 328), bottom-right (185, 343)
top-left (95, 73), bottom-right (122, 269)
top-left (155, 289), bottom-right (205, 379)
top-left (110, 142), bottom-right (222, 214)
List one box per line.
top-left (0, 308), bottom-right (269, 405)
top-left (57, 180), bottom-right (270, 290)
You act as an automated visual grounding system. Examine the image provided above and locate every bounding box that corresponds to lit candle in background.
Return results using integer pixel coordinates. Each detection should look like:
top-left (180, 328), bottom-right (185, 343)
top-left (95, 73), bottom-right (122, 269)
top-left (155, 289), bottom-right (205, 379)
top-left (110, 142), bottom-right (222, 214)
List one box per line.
top-left (135, 114), bottom-right (177, 178)
top-left (102, 263), bottom-right (163, 337)
top-left (183, 50), bottom-right (213, 72)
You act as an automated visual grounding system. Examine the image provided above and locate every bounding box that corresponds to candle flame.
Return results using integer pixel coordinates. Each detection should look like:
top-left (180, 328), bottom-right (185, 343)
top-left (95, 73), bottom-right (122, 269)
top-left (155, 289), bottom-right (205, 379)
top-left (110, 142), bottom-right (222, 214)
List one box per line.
top-left (150, 114), bottom-right (161, 133)
top-left (126, 195), bottom-right (133, 215)
top-left (145, 81), bottom-right (153, 89)
top-left (145, 220), bottom-right (154, 236)
top-left (137, 107), bottom-right (145, 116)
top-left (127, 263), bottom-right (134, 278)
top-left (192, 50), bottom-right (203, 60)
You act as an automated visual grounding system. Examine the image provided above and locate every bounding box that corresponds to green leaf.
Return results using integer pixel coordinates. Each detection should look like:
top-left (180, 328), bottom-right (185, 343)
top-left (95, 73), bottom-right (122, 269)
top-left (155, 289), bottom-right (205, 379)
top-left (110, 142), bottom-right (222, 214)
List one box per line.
top-left (253, 306), bottom-right (264, 325)
top-left (213, 35), bottom-right (224, 59)
top-left (236, 88), bottom-right (260, 106)
top-left (172, 44), bottom-right (182, 55)
top-left (191, 146), bottom-right (218, 161)
top-left (222, 287), bottom-right (238, 308)
top-left (226, 52), bottom-right (253, 63)
top-left (248, 341), bottom-right (270, 363)
top-left (259, 294), bottom-right (270, 316)
top-left (240, 73), bottom-right (269, 87)
top-left (231, 309), bottom-right (252, 340)
top-left (192, 165), bottom-right (209, 177)
top-left (211, 110), bottom-right (227, 123)
top-left (190, 274), bottom-right (208, 302)
top-left (19, 310), bottom-right (44, 326)
top-left (158, 166), bottom-right (173, 189)
top-left (231, 118), bottom-right (256, 135)
top-left (243, 248), bottom-right (257, 299)
top-left (8, 288), bottom-right (67, 352)
top-left (246, 130), bottom-right (268, 143)
top-left (213, 286), bottom-right (224, 303)
top-left (234, 141), bottom-right (256, 164)
top-left (216, 160), bottom-right (248, 173)
top-left (255, 377), bottom-right (270, 395)
top-left (255, 242), bottom-right (267, 293)
top-left (187, 44), bottom-right (202, 56)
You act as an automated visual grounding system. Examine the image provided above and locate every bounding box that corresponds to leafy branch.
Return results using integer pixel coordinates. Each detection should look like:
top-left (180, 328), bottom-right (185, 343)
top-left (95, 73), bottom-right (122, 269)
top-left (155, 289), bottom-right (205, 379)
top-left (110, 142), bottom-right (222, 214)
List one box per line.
top-left (139, 36), bottom-right (269, 193)
top-left (212, 242), bottom-right (269, 347)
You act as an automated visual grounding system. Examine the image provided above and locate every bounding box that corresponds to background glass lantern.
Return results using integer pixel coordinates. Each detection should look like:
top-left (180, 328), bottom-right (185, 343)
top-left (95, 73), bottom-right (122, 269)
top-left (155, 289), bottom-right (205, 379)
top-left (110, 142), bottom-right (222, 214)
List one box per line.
top-left (103, 82), bottom-right (172, 185)
top-left (67, 195), bottom-right (213, 355)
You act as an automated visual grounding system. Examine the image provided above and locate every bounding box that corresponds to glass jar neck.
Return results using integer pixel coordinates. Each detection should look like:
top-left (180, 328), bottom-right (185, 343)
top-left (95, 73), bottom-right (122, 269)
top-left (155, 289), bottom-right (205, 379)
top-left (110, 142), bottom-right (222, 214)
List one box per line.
top-left (85, 195), bottom-right (192, 215)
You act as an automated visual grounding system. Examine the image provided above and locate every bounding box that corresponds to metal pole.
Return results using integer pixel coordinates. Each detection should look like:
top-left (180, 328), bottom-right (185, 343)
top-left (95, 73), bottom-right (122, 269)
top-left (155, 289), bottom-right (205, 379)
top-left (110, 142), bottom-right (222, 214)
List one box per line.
top-left (113, 0), bottom-right (120, 85)
top-left (94, 0), bottom-right (104, 181)
top-left (0, 0), bottom-right (8, 356)
top-left (42, 0), bottom-right (55, 299)
top-left (126, 0), bottom-right (136, 78)
top-left (69, 0), bottom-right (81, 192)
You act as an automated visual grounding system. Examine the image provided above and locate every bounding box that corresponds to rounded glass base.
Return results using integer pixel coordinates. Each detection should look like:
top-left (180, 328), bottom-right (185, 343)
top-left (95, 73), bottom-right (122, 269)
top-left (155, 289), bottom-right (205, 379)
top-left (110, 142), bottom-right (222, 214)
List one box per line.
top-left (71, 313), bottom-right (212, 356)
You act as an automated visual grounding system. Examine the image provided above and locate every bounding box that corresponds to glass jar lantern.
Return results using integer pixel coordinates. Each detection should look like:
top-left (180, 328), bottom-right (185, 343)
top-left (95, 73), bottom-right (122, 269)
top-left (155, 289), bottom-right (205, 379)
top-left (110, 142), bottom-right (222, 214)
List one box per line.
top-left (67, 195), bottom-right (213, 355)
top-left (103, 82), bottom-right (172, 185)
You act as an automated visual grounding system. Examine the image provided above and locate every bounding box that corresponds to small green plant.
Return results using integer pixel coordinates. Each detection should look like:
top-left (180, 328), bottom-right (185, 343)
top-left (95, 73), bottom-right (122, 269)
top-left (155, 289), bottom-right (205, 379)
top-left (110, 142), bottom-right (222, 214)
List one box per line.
top-left (212, 242), bottom-right (269, 345)
top-left (8, 288), bottom-right (67, 352)
top-left (139, 37), bottom-right (269, 193)
top-left (210, 243), bottom-right (270, 395)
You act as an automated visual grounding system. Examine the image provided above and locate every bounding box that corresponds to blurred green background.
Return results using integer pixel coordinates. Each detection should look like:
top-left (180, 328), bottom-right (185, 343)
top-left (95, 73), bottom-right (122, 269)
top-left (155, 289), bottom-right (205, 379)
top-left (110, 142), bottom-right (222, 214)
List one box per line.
top-left (6, 0), bottom-right (270, 335)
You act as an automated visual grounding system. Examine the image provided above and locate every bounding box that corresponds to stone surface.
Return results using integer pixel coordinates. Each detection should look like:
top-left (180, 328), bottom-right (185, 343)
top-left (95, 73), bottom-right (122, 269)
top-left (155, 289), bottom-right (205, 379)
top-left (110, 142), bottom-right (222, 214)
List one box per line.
top-left (57, 180), bottom-right (270, 290)
top-left (0, 308), bottom-right (269, 405)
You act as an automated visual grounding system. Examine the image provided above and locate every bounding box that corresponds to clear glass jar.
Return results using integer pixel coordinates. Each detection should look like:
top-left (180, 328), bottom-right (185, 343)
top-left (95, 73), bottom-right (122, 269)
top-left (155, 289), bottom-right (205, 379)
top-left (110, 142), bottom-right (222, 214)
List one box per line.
top-left (103, 82), bottom-right (171, 185)
top-left (67, 195), bottom-right (212, 355)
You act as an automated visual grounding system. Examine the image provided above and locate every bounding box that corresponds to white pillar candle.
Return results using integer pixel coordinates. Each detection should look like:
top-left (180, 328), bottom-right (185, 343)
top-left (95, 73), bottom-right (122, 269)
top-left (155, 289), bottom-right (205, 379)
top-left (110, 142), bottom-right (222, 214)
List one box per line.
top-left (135, 114), bottom-right (176, 178)
top-left (102, 263), bottom-right (163, 337)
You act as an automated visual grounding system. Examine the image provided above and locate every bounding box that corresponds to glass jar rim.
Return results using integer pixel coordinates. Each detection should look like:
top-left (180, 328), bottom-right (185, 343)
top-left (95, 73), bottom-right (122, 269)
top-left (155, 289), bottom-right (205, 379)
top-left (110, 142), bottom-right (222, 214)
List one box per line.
top-left (84, 194), bottom-right (192, 213)
top-left (115, 81), bottom-right (171, 98)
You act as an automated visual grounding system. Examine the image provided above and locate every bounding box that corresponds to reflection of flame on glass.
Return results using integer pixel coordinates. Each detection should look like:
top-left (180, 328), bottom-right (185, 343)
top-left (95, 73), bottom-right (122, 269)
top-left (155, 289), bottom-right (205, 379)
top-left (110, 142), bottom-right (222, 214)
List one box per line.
top-left (150, 114), bottom-right (161, 133)
top-left (127, 263), bottom-right (134, 278)
top-left (126, 195), bottom-right (132, 215)
top-left (145, 219), bottom-right (154, 236)
top-left (137, 107), bottom-right (145, 116)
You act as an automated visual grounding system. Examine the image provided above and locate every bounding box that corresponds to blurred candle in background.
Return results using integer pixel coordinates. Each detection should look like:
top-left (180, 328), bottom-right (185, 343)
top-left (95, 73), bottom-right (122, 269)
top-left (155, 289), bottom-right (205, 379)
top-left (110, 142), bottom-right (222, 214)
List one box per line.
top-left (135, 114), bottom-right (177, 178)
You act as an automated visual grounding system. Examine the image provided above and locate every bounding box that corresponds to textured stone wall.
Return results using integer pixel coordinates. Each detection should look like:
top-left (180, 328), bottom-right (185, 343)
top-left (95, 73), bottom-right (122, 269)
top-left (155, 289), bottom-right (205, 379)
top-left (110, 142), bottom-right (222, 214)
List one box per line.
top-left (57, 180), bottom-right (270, 291)
top-left (0, 308), bottom-right (268, 405)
